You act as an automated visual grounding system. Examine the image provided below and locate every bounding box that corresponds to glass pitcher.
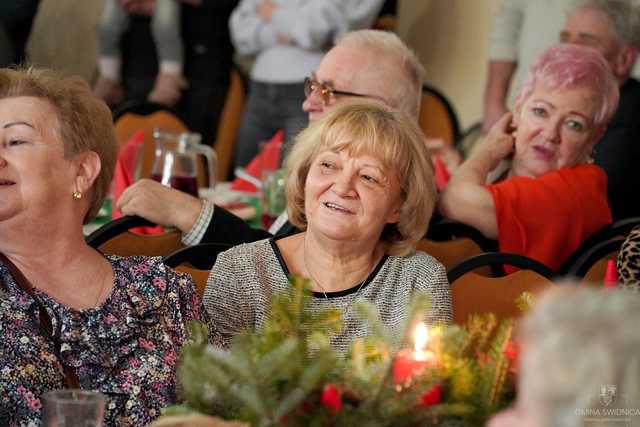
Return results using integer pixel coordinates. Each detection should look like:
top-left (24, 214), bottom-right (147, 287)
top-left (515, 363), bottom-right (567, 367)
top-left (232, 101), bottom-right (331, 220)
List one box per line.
top-left (151, 129), bottom-right (217, 196)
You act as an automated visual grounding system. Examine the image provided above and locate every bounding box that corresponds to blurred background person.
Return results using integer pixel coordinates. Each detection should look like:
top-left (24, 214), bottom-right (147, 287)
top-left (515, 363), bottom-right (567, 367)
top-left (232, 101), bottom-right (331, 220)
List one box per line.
top-left (488, 287), bottom-right (640, 427)
top-left (204, 102), bottom-right (451, 352)
top-left (440, 44), bottom-right (618, 271)
top-left (0, 0), bottom-right (40, 67)
top-left (228, 0), bottom-right (385, 170)
top-left (0, 67), bottom-right (210, 426)
top-left (94, 0), bottom-right (186, 107)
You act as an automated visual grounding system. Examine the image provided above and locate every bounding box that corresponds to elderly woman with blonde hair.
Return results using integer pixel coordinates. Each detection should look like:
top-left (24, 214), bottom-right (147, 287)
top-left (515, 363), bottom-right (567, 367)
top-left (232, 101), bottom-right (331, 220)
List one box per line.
top-left (489, 287), bottom-right (640, 427)
top-left (204, 102), bottom-right (452, 353)
top-left (0, 68), bottom-right (210, 426)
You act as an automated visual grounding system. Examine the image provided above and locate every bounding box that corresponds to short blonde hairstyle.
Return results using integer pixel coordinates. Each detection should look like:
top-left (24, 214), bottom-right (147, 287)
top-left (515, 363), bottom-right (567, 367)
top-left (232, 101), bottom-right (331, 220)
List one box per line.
top-left (337, 30), bottom-right (424, 120)
top-left (0, 67), bottom-right (117, 222)
top-left (284, 101), bottom-right (436, 256)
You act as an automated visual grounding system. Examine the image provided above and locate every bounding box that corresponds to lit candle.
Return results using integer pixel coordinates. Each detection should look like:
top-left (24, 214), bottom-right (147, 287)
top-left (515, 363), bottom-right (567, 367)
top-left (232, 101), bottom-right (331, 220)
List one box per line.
top-left (393, 322), bottom-right (436, 385)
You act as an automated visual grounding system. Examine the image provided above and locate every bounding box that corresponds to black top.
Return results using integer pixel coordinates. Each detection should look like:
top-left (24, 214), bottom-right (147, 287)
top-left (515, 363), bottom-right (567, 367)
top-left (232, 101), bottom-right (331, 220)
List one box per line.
top-left (594, 77), bottom-right (640, 220)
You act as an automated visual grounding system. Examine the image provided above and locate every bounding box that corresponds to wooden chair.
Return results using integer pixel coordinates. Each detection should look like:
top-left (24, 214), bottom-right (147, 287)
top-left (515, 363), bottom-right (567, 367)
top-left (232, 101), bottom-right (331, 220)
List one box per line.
top-left (213, 68), bottom-right (245, 181)
top-left (163, 243), bottom-right (232, 296)
top-left (558, 217), bottom-right (640, 276)
top-left (419, 84), bottom-right (460, 147)
top-left (565, 238), bottom-right (624, 286)
top-left (447, 252), bottom-right (556, 324)
top-left (86, 216), bottom-right (184, 257)
top-left (456, 122), bottom-right (483, 159)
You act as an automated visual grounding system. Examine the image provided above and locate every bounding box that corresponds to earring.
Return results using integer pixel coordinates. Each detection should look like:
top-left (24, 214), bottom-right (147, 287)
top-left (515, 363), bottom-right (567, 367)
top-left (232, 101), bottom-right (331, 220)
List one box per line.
top-left (72, 191), bottom-right (82, 200)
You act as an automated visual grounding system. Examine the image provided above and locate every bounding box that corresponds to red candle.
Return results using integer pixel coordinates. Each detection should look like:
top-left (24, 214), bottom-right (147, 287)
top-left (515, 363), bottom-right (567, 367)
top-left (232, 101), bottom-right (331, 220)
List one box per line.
top-left (393, 323), bottom-right (436, 385)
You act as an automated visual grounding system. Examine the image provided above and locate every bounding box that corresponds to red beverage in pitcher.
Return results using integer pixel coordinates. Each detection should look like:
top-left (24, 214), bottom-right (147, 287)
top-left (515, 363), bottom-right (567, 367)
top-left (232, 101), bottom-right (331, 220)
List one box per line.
top-left (151, 174), bottom-right (199, 197)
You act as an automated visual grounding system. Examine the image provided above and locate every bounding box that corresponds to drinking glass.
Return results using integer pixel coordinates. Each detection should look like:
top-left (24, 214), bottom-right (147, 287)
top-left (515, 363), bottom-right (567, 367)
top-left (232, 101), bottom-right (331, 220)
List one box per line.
top-left (42, 389), bottom-right (105, 427)
top-left (260, 168), bottom-right (286, 229)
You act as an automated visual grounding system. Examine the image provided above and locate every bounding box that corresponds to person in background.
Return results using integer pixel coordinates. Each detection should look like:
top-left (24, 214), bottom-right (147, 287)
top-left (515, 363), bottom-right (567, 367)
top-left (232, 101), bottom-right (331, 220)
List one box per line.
top-left (115, 0), bottom-right (237, 145)
top-left (94, 0), bottom-right (186, 107)
top-left (440, 44), bottom-right (618, 271)
top-left (0, 0), bottom-right (40, 67)
top-left (0, 67), bottom-right (211, 426)
top-left (204, 102), bottom-right (451, 353)
top-left (488, 287), bottom-right (640, 427)
top-left (228, 0), bottom-right (385, 170)
top-left (117, 29), bottom-right (424, 247)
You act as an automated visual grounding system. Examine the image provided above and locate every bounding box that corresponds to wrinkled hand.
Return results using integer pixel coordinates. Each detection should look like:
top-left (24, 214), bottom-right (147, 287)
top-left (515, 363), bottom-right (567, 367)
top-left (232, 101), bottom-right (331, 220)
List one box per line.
top-left (482, 102), bottom-right (508, 135)
top-left (257, 0), bottom-right (277, 21)
top-left (476, 112), bottom-right (515, 170)
top-left (424, 137), bottom-right (462, 173)
top-left (117, 179), bottom-right (203, 234)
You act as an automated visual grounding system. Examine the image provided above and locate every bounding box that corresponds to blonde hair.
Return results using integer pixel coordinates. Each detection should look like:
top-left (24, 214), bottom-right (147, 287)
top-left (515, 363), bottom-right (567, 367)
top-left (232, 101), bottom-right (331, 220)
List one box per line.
top-left (336, 30), bottom-right (424, 120)
top-left (0, 67), bottom-right (117, 222)
top-left (284, 101), bottom-right (436, 256)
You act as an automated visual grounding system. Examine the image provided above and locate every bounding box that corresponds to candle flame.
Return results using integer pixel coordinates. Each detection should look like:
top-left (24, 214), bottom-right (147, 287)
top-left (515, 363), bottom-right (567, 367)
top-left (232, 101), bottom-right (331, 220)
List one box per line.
top-left (414, 322), bottom-right (429, 361)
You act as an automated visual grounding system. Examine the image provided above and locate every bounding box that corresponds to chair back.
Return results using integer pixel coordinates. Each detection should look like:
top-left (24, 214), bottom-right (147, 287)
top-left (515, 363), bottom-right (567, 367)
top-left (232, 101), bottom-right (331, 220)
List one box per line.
top-left (417, 238), bottom-right (489, 274)
top-left (86, 216), bottom-right (184, 257)
top-left (447, 252), bottom-right (556, 324)
top-left (419, 85), bottom-right (460, 146)
top-left (566, 238), bottom-right (624, 285)
top-left (558, 217), bottom-right (640, 275)
top-left (173, 265), bottom-right (211, 297)
top-left (451, 270), bottom-right (554, 324)
top-left (163, 242), bottom-right (232, 270)
top-left (213, 68), bottom-right (245, 181)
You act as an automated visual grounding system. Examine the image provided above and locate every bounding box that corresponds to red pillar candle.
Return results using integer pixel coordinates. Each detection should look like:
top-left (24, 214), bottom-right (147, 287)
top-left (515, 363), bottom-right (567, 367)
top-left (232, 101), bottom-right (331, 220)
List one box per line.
top-left (393, 323), bottom-right (436, 385)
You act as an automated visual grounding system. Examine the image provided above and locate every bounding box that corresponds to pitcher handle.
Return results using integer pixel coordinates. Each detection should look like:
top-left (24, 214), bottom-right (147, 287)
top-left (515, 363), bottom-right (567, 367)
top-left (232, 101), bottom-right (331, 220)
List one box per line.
top-left (196, 144), bottom-right (217, 189)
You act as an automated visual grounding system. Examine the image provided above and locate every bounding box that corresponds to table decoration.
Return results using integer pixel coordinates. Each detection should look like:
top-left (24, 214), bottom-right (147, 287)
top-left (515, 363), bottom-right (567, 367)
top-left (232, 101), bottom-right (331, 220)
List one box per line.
top-left (155, 278), bottom-right (524, 427)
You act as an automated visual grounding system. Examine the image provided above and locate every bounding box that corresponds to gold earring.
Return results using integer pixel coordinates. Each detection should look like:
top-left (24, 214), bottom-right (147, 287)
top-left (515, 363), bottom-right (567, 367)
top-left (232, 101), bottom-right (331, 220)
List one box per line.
top-left (72, 191), bottom-right (82, 200)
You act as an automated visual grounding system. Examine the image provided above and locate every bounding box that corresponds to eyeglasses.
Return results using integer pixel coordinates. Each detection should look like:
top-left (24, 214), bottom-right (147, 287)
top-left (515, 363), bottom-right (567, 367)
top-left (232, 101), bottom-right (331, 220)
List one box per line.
top-left (304, 74), bottom-right (373, 106)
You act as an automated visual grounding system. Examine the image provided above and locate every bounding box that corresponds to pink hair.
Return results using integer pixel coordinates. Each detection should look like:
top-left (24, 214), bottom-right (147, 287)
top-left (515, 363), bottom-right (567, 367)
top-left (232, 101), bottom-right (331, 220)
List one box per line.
top-left (515, 44), bottom-right (619, 129)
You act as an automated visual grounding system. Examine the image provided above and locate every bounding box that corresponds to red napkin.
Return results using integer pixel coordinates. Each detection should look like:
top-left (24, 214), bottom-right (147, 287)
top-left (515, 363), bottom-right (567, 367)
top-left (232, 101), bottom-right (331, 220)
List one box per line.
top-left (433, 155), bottom-right (451, 191)
top-left (603, 259), bottom-right (618, 289)
top-left (230, 130), bottom-right (284, 193)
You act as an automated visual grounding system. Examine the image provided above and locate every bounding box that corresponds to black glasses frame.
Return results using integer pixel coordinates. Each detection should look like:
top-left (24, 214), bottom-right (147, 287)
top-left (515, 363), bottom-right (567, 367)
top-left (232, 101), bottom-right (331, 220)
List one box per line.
top-left (303, 74), bottom-right (372, 106)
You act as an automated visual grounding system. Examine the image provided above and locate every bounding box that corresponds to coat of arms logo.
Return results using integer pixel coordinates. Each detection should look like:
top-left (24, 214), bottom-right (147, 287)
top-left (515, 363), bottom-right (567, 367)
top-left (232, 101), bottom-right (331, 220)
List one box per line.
top-left (600, 384), bottom-right (617, 407)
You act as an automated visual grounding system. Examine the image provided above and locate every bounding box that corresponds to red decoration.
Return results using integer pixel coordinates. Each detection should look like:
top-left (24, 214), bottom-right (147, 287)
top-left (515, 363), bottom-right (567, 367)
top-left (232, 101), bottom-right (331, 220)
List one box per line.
top-left (503, 340), bottom-right (519, 361)
top-left (393, 349), bottom-right (435, 385)
top-left (433, 156), bottom-right (451, 191)
top-left (419, 384), bottom-right (442, 407)
top-left (321, 384), bottom-right (342, 413)
top-left (604, 260), bottom-right (618, 290)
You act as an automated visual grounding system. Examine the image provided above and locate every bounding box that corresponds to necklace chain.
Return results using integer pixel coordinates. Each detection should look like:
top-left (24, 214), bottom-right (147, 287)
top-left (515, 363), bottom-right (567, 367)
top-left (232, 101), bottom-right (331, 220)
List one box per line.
top-left (302, 245), bottom-right (374, 302)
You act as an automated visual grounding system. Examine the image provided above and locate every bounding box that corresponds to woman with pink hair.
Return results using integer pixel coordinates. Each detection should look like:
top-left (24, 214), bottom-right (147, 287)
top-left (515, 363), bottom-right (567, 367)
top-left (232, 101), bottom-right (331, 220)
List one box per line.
top-left (440, 44), bottom-right (619, 271)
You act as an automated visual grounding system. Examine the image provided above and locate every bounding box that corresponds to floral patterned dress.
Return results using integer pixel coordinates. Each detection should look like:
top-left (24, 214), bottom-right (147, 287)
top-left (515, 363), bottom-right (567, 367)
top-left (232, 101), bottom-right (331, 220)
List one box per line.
top-left (0, 255), bottom-right (210, 427)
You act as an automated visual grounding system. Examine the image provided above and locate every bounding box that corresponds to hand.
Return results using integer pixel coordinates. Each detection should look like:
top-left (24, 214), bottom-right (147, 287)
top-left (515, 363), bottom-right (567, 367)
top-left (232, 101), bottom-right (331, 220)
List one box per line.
top-left (482, 102), bottom-right (508, 135)
top-left (475, 112), bottom-right (516, 171)
top-left (257, 0), bottom-right (277, 22)
top-left (117, 179), bottom-right (203, 234)
top-left (425, 138), bottom-right (462, 173)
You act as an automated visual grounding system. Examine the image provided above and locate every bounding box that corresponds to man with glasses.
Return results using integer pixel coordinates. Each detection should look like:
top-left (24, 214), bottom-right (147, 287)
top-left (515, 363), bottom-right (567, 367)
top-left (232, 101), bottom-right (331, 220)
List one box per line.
top-left (117, 29), bottom-right (424, 246)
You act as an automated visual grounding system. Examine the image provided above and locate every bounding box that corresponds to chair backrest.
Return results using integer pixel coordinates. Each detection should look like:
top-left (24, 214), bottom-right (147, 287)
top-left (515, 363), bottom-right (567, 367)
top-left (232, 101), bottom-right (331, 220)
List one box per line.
top-left (558, 217), bottom-right (640, 275)
top-left (419, 84), bottom-right (460, 146)
top-left (456, 122), bottom-right (483, 159)
top-left (565, 237), bottom-right (625, 285)
top-left (86, 216), bottom-right (184, 257)
top-left (163, 242), bottom-right (232, 270)
top-left (213, 68), bottom-right (245, 181)
top-left (451, 270), bottom-right (554, 324)
top-left (447, 252), bottom-right (556, 283)
top-left (417, 238), bottom-right (489, 274)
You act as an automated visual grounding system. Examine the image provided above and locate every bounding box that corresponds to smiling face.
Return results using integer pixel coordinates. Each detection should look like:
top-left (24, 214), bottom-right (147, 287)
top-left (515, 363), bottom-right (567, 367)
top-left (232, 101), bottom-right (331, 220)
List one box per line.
top-left (0, 96), bottom-right (77, 225)
top-left (511, 84), bottom-right (602, 178)
top-left (303, 147), bottom-right (402, 245)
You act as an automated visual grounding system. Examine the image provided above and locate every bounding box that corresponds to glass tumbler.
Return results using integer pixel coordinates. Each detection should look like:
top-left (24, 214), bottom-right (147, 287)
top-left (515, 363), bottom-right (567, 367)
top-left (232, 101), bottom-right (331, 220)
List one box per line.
top-left (42, 389), bottom-right (105, 427)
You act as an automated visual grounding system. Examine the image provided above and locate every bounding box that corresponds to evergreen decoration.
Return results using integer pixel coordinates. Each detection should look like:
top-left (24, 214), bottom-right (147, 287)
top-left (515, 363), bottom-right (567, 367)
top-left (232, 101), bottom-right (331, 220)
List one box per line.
top-left (157, 277), bottom-right (519, 426)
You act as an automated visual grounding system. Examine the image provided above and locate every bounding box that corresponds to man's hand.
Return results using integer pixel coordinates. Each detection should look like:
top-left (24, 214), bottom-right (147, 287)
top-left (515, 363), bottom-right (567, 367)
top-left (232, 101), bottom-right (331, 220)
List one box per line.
top-left (257, 0), bottom-right (277, 22)
top-left (117, 179), bottom-right (203, 234)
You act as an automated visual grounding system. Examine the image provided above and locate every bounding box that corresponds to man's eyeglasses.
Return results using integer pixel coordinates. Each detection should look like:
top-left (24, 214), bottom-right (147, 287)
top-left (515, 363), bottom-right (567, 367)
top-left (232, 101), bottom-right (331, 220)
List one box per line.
top-left (303, 74), bottom-right (373, 106)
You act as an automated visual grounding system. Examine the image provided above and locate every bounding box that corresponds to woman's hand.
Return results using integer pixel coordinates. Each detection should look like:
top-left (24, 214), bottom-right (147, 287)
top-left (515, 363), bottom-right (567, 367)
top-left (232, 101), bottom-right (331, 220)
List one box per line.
top-left (475, 111), bottom-right (515, 172)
